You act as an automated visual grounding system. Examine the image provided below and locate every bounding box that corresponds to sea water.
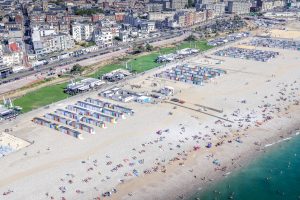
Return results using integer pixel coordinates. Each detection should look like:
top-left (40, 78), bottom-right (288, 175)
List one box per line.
top-left (191, 134), bottom-right (300, 200)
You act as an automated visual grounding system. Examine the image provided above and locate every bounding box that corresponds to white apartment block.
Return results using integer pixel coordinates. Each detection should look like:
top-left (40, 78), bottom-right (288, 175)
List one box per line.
top-left (228, 1), bottom-right (251, 15)
top-left (34, 34), bottom-right (75, 56)
top-left (118, 30), bottom-right (129, 42)
top-left (147, 12), bottom-right (176, 21)
top-left (147, 21), bottom-right (156, 32)
top-left (93, 28), bottom-right (113, 47)
top-left (2, 52), bottom-right (23, 66)
top-left (0, 43), bottom-right (23, 67)
top-left (32, 27), bottom-right (75, 56)
top-left (71, 23), bottom-right (94, 42)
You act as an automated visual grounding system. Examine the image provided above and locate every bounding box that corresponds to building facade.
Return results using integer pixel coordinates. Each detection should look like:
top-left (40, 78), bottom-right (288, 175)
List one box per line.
top-left (228, 1), bottom-right (251, 14)
top-left (71, 23), bottom-right (94, 42)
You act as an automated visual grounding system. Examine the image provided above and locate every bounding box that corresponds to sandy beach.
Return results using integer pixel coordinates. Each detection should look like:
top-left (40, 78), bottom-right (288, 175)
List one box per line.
top-left (113, 107), bottom-right (300, 200)
top-left (0, 34), bottom-right (299, 200)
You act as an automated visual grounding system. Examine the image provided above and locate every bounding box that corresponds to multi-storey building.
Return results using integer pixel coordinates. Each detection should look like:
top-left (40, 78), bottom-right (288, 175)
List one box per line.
top-left (0, 64), bottom-right (12, 78)
top-left (195, 0), bottom-right (215, 5)
top-left (170, 0), bottom-right (188, 9)
top-left (148, 0), bottom-right (188, 10)
top-left (146, 3), bottom-right (164, 11)
top-left (42, 0), bottom-right (48, 12)
top-left (93, 28), bottom-right (113, 47)
top-left (92, 14), bottom-right (105, 23)
top-left (198, 2), bottom-right (225, 16)
top-left (0, 41), bottom-right (24, 68)
top-left (124, 13), bottom-right (141, 26)
top-left (35, 33), bottom-right (74, 56)
top-left (4, 21), bottom-right (22, 31)
top-left (46, 13), bottom-right (59, 23)
top-left (71, 22), bottom-right (94, 42)
top-left (115, 12), bottom-right (126, 22)
top-left (147, 11), bottom-right (176, 21)
top-left (58, 22), bottom-right (70, 34)
top-left (30, 13), bottom-right (46, 24)
top-left (118, 30), bottom-right (131, 42)
top-left (256, 0), bottom-right (285, 11)
top-left (174, 12), bottom-right (186, 27)
top-left (205, 9), bottom-right (215, 19)
top-left (194, 10), bottom-right (206, 23)
top-left (228, 0), bottom-right (251, 14)
top-left (173, 9), bottom-right (206, 27)
top-left (32, 27), bottom-right (74, 56)
top-left (138, 21), bottom-right (156, 33)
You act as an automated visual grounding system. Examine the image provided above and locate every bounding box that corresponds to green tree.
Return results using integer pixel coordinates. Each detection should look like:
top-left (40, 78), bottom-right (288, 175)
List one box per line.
top-left (114, 36), bottom-right (121, 41)
top-left (187, 0), bottom-right (195, 8)
top-left (184, 35), bottom-right (197, 41)
top-left (132, 43), bottom-right (145, 54)
top-left (70, 64), bottom-right (84, 75)
top-left (145, 43), bottom-right (154, 51)
top-left (233, 15), bottom-right (241, 21)
top-left (75, 8), bottom-right (103, 16)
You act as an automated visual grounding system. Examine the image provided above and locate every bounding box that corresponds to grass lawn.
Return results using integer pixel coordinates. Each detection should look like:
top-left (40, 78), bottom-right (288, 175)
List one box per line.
top-left (177, 40), bottom-right (213, 51)
top-left (90, 40), bottom-right (212, 78)
top-left (129, 52), bottom-right (161, 73)
top-left (14, 40), bottom-right (213, 113)
top-left (158, 47), bottom-right (176, 54)
top-left (91, 52), bottom-right (161, 77)
top-left (90, 63), bottom-right (123, 78)
top-left (14, 83), bottom-right (69, 113)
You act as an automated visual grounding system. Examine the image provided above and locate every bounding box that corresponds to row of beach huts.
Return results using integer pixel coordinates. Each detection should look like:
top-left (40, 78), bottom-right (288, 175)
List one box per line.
top-left (32, 98), bottom-right (134, 139)
top-left (249, 38), bottom-right (300, 51)
top-left (214, 47), bottom-right (279, 62)
top-left (99, 87), bottom-right (153, 103)
top-left (155, 64), bottom-right (226, 86)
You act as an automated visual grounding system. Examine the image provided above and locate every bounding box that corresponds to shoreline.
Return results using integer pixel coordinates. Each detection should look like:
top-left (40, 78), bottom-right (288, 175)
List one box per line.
top-left (0, 33), bottom-right (299, 200)
top-left (112, 106), bottom-right (300, 200)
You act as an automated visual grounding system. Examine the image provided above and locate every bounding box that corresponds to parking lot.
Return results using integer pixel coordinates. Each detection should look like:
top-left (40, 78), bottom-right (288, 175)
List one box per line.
top-left (214, 47), bottom-right (279, 62)
top-left (249, 37), bottom-right (300, 51)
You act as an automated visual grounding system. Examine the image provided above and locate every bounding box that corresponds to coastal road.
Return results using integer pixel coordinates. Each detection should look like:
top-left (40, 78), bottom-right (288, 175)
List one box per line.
top-left (0, 32), bottom-right (188, 96)
top-left (0, 31), bottom-right (182, 83)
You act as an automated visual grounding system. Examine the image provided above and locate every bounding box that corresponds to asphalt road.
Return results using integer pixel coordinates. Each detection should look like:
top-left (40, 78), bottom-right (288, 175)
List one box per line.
top-left (0, 31), bottom-right (183, 86)
top-left (0, 31), bottom-right (188, 95)
top-left (0, 15), bottom-right (230, 87)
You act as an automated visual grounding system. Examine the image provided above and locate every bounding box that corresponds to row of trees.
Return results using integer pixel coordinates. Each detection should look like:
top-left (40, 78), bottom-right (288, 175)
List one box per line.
top-left (131, 43), bottom-right (154, 54)
top-left (184, 35), bottom-right (198, 41)
top-left (74, 8), bottom-right (103, 16)
top-left (77, 41), bottom-right (96, 48)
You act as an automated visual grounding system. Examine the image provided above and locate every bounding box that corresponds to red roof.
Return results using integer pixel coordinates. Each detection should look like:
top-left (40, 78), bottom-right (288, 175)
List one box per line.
top-left (9, 43), bottom-right (20, 52)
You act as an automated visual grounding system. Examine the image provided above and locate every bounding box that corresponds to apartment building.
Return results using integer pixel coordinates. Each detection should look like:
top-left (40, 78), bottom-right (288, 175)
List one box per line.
top-left (32, 27), bottom-right (74, 56)
top-left (170, 0), bottom-right (188, 10)
top-left (174, 12), bottom-right (186, 27)
top-left (92, 28), bottom-right (113, 47)
top-left (147, 12), bottom-right (176, 21)
top-left (257, 0), bottom-right (285, 11)
top-left (146, 3), bottom-right (164, 11)
top-left (71, 22), bottom-right (94, 42)
top-left (173, 9), bottom-right (206, 27)
top-left (0, 41), bottom-right (24, 68)
top-left (115, 12), bottom-right (126, 22)
top-left (228, 0), bottom-right (251, 14)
